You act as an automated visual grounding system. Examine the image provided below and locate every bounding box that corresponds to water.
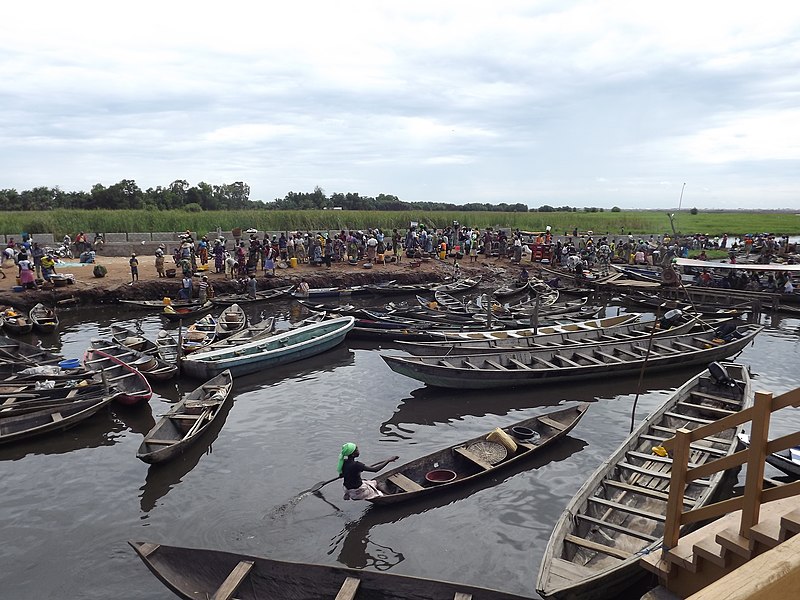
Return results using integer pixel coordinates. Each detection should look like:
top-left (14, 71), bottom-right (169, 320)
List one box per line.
top-left (1, 300), bottom-right (799, 599)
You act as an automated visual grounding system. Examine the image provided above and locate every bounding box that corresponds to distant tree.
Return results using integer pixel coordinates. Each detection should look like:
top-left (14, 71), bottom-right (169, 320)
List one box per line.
top-left (690, 207), bottom-right (698, 215)
top-left (611, 206), bottom-right (621, 212)
top-left (538, 205), bottom-right (555, 212)
top-left (183, 202), bottom-right (203, 212)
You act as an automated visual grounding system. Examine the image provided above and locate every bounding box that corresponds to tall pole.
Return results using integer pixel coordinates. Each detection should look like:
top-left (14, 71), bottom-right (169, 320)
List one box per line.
top-left (677, 182), bottom-right (686, 211)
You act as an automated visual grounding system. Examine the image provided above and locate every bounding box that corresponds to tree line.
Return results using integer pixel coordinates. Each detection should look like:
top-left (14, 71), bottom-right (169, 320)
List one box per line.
top-left (0, 180), bottom-right (598, 213)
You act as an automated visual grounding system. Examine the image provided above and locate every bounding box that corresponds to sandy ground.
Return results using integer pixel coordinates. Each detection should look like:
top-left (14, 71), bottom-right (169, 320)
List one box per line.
top-left (0, 253), bottom-right (519, 309)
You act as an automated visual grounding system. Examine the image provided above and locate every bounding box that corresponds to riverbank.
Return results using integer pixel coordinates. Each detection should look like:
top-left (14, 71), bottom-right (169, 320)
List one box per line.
top-left (0, 254), bottom-right (510, 310)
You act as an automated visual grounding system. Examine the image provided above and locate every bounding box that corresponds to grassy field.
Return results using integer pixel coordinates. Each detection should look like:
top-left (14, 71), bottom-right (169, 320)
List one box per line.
top-left (1, 209), bottom-right (798, 238)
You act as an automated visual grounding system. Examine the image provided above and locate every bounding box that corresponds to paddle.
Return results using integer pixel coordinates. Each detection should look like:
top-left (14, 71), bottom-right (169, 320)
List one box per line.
top-left (307, 461), bottom-right (386, 494)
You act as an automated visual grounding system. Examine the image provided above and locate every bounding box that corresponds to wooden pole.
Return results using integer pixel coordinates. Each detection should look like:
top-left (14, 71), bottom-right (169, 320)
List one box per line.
top-left (662, 427), bottom-right (692, 553)
top-left (740, 391), bottom-right (772, 536)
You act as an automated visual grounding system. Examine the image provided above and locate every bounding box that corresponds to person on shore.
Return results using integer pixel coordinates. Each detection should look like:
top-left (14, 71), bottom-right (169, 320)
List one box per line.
top-left (129, 253), bottom-right (139, 284)
top-left (337, 443), bottom-right (399, 501)
top-left (17, 252), bottom-right (37, 289)
top-left (323, 235), bottom-right (333, 268)
top-left (31, 242), bottom-right (44, 279)
top-left (198, 275), bottom-right (209, 303)
top-left (263, 244), bottom-right (275, 276)
top-left (213, 241), bottom-right (225, 274)
top-left (247, 273), bottom-right (258, 299)
top-left (40, 253), bottom-right (57, 282)
top-left (155, 248), bottom-right (166, 278)
top-left (179, 274), bottom-right (193, 300)
top-left (392, 229), bottom-right (402, 263)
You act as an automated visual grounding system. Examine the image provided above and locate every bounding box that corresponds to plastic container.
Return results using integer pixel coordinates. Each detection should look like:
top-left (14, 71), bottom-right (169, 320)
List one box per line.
top-left (289, 257), bottom-right (298, 268)
top-left (425, 469), bottom-right (457, 484)
top-left (487, 427), bottom-right (517, 453)
top-left (59, 359), bottom-right (82, 370)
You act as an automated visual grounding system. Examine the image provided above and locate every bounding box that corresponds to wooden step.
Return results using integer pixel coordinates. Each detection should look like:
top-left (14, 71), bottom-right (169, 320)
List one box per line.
top-left (750, 517), bottom-right (784, 551)
top-left (692, 535), bottom-right (728, 569)
top-left (211, 560), bottom-right (253, 600)
top-left (780, 508), bottom-right (800, 540)
top-left (716, 527), bottom-right (753, 560)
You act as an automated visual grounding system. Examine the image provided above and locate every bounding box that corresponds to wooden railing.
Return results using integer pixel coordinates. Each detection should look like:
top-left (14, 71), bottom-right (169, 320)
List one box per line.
top-left (659, 386), bottom-right (800, 553)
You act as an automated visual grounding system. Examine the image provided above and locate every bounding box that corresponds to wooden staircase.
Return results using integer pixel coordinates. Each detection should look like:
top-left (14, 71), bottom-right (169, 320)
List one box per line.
top-left (641, 495), bottom-right (800, 598)
top-left (638, 383), bottom-right (800, 599)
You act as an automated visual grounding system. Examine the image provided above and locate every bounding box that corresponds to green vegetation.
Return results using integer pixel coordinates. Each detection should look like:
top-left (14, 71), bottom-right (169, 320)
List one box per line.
top-left (1, 209), bottom-right (798, 238)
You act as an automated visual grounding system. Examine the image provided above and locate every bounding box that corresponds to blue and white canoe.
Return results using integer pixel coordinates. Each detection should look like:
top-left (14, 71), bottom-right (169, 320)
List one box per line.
top-left (180, 316), bottom-right (355, 379)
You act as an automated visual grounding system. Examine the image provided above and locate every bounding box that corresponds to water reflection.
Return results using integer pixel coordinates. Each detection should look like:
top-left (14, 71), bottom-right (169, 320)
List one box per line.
top-left (138, 397), bottom-right (234, 513)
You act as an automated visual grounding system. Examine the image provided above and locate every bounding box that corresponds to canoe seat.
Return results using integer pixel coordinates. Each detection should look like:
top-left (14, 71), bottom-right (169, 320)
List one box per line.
top-left (334, 576), bottom-right (361, 600)
top-left (453, 594), bottom-right (473, 600)
top-left (564, 534), bottom-right (631, 560)
top-left (144, 439), bottom-right (176, 445)
top-left (51, 412), bottom-right (63, 422)
top-left (537, 416), bottom-right (565, 431)
top-left (211, 560), bottom-right (254, 600)
top-left (388, 473), bottom-right (424, 493)
top-left (454, 446), bottom-right (492, 470)
top-left (168, 414), bottom-right (202, 420)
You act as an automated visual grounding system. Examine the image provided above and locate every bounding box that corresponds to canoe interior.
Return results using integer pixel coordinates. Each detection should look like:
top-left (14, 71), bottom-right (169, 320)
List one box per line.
top-left (537, 363), bottom-right (752, 599)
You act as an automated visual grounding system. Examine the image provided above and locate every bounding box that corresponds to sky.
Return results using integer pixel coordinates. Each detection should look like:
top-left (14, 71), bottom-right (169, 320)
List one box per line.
top-left (2, 1), bottom-right (800, 210)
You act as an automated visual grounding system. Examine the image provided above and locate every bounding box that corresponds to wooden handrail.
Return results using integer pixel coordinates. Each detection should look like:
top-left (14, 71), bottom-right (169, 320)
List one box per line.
top-left (661, 386), bottom-right (800, 554)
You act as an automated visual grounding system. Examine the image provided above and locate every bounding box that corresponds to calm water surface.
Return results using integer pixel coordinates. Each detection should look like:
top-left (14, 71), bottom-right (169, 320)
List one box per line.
top-left (1, 299), bottom-right (799, 599)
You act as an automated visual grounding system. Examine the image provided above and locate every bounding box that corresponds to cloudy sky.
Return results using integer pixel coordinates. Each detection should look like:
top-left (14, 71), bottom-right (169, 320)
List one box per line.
top-left (2, 1), bottom-right (799, 209)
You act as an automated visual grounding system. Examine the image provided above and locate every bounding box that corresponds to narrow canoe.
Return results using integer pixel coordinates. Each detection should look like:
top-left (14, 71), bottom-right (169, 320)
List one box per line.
top-left (181, 316), bottom-right (354, 379)
top-left (370, 403), bottom-right (589, 505)
top-left (211, 285), bottom-right (295, 306)
top-left (737, 432), bottom-right (800, 480)
top-left (89, 340), bottom-right (178, 381)
top-left (198, 318), bottom-right (275, 353)
top-left (111, 324), bottom-right (160, 355)
top-left (383, 325), bottom-right (763, 389)
top-left (0, 392), bottom-right (119, 444)
top-left (536, 363), bottom-right (752, 600)
top-left (1, 308), bottom-right (33, 335)
top-left (214, 304), bottom-right (248, 339)
top-left (162, 301), bottom-right (215, 322)
top-left (83, 349), bottom-right (153, 405)
top-left (156, 330), bottom-right (179, 364)
top-left (136, 370), bottom-right (233, 463)
top-left (129, 541), bottom-right (532, 600)
top-left (492, 280), bottom-right (530, 298)
top-left (29, 303), bottom-right (59, 334)
top-left (181, 315), bottom-right (217, 355)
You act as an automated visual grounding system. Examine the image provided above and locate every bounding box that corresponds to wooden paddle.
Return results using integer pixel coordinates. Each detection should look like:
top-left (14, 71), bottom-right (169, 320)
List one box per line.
top-left (307, 461), bottom-right (386, 494)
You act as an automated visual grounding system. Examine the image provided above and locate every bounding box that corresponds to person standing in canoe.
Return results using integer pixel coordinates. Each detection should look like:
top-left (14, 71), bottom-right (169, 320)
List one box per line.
top-left (338, 443), bottom-right (398, 501)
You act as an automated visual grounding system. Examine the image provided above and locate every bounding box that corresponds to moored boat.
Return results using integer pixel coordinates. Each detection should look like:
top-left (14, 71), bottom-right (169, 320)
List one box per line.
top-left (492, 280), bottom-right (530, 298)
top-left (211, 285), bottom-right (295, 306)
top-left (162, 301), bottom-right (215, 322)
top-left (29, 303), bottom-right (59, 333)
top-left (199, 317), bottom-right (275, 352)
top-left (737, 432), bottom-right (800, 480)
top-left (536, 363), bottom-right (753, 599)
top-left (88, 340), bottom-right (178, 381)
top-left (111, 324), bottom-right (160, 355)
top-left (0, 392), bottom-right (120, 444)
top-left (83, 349), bottom-right (153, 405)
top-left (181, 315), bottom-right (216, 355)
top-left (1, 308), bottom-right (33, 335)
top-left (156, 330), bottom-right (179, 364)
top-left (383, 324), bottom-right (763, 389)
top-left (214, 303), bottom-right (247, 339)
top-left (180, 316), bottom-right (355, 379)
top-left (370, 403), bottom-right (589, 504)
top-left (128, 540), bottom-right (532, 600)
top-left (137, 370), bottom-right (233, 463)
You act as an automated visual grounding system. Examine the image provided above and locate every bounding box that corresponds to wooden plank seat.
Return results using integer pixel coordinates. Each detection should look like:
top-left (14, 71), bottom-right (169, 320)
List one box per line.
top-left (586, 496), bottom-right (666, 522)
top-left (538, 416), bottom-right (566, 431)
top-left (626, 449), bottom-right (706, 468)
top-left (51, 412), bottom-right (63, 422)
top-left (388, 473), bottom-right (424, 492)
top-left (676, 400), bottom-right (737, 417)
top-left (532, 356), bottom-right (559, 368)
top-left (689, 390), bottom-right (744, 406)
top-left (484, 359), bottom-right (507, 370)
top-left (564, 534), bottom-right (631, 560)
top-left (507, 358), bottom-right (531, 370)
top-left (211, 560), bottom-right (254, 600)
top-left (555, 355), bottom-right (582, 367)
top-left (593, 349), bottom-right (625, 363)
top-left (438, 360), bottom-right (455, 368)
top-left (664, 411), bottom-right (714, 424)
top-left (639, 433), bottom-right (727, 456)
top-left (652, 342), bottom-right (678, 353)
top-left (334, 576), bottom-right (360, 600)
top-left (602, 479), bottom-right (696, 506)
top-left (453, 593), bottom-right (473, 600)
top-left (168, 414), bottom-right (203, 420)
top-left (649, 424), bottom-right (732, 446)
top-left (575, 511), bottom-right (660, 542)
top-left (613, 347), bottom-right (640, 359)
top-left (454, 446), bottom-right (493, 470)
top-left (672, 340), bottom-right (700, 352)
top-left (461, 360), bottom-right (480, 370)
top-left (143, 439), bottom-right (177, 445)
top-left (573, 352), bottom-right (605, 365)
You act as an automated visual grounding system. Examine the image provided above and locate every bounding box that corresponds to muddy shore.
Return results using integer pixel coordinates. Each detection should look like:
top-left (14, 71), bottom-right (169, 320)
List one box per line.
top-left (0, 254), bottom-right (519, 310)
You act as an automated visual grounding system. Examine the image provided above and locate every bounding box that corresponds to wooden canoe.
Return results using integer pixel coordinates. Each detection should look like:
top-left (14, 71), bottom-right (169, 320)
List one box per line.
top-left (395, 314), bottom-right (708, 356)
top-left (0, 391), bottom-right (119, 444)
top-left (83, 349), bottom-right (153, 405)
top-left (211, 285), bottom-right (295, 306)
top-left (0, 334), bottom-right (63, 366)
top-left (162, 300), bottom-right (215, 322)
top-left (214, 303), bottom-right (248, 339)
top-left (89, 340), bottom-right (178, 381)
top-left (136, 370), bottom-right (233, 463)
top-left (199, 317), bottom-right (275, 352)
top-left (369, 403), bottom-right (589, 505)
top-left (156, 330), bottom-right (179, 364)
top-left (111, 324), bottom-right (160, 355)
top-left (536, 363), bottom-right (753, 600)
top-left (181, 315), bottom-right (217, 355)
top-left (29, 303), bottom-right (59, 333)
top-left (492, 280), bottom-right (530, 298)
top-left (737, 432), bottom-right (800, 480)
top-left (128, 540), bottom-right (532, 600)
top-left (383, 324), bottom-right (763, 389)
top-left (1, 308), bottom-right (33, 335)
top-left (434, 275), bottom-right (482, 292)
top-left (432, 290), bottom-right (469, 313)
top-left (180, 316), bottom-right (354, 379)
